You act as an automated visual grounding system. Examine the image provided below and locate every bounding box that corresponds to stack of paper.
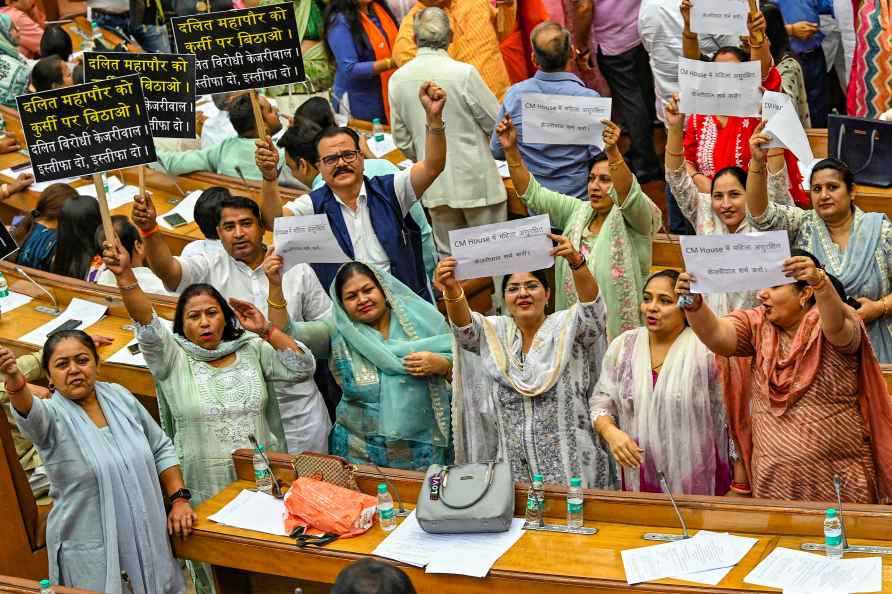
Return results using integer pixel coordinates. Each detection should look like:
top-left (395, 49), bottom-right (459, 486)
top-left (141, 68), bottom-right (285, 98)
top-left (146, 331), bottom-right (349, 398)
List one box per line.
top-left (207, 489), bottom-right (288, 536)
top-left (744, 547), bottom-right (881, 594)
top-left (106, 318), bottom-right (173, 368)
top-left (19, 298), bottom-right (108, 345)
top-left (367, 133), bottom-right (397, 158)
top-left (157, 190), bottom-right (203, 229)
top-left (0, 291), bottom-right (32, 314)
top-left (372, 510), bottom-right (526, 578)
top-left (78, 175), bottom-right (142, 209)
top-left (621, 530), bottom-right (758, 586)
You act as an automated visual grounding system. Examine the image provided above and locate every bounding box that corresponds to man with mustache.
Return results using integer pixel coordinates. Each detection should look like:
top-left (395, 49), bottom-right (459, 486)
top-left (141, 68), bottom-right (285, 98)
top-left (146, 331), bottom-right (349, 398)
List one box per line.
top-left (256, 81), bottom-right (448, 302)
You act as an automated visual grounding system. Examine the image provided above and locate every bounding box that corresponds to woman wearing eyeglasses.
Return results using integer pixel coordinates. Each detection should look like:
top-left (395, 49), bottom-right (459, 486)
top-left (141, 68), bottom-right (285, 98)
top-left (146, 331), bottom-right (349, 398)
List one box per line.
top-left (435, 237), bottom-right (617, 489)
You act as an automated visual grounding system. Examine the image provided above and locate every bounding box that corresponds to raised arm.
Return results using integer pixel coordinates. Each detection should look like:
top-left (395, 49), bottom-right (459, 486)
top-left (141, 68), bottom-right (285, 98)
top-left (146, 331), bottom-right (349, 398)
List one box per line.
top-left (748, 10), bottom-right (773, 81)
top-left (676, 272), bottom-right (741, 356)
top-left (409, 82), bottom-right (447, 197)
top-left (746, 121), bottom-right (772, 218)
top-left (0, 347), bottom-right (35, 417)
top-left (262, 248), bottom-right (290, 331)
top-left (434, 257), bottom-right (472, 328)
top-left (572, 0), bottom-right (594, 70)
top-left (101, 240), bottom-right (155, 326)
top-left (785, 256), bottom-right (859, 348)
top-left (229, 298), bottom-right (304, 354)
top-left (551, 233), bottom-right (598, 302)
top-left (256, 136), bottom-right (285, 230)
top-left (494, 113), bottom-right (531, 195)
top-left (602, 120), bottom-right (633, 202)
top-left (681, 0), bottom-right (701, 60)
top-left (131, 192), bottom-right (183, 291)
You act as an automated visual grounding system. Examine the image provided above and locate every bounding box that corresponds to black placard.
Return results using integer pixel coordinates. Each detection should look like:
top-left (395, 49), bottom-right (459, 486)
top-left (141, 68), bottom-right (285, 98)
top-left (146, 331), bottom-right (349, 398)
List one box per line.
top-left (84, 52), bottom-right (197, 139)
top-left (171, 3), bottom-right (305, 95)
top-left (0, 222), bottom-right (17, 261)
top-left (16, 75), bottom-right (157, 183)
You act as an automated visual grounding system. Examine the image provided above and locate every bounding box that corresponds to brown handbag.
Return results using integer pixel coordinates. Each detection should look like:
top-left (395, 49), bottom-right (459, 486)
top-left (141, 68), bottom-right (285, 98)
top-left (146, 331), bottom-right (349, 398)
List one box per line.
top-left (290, 451), bottom-right (359, 491)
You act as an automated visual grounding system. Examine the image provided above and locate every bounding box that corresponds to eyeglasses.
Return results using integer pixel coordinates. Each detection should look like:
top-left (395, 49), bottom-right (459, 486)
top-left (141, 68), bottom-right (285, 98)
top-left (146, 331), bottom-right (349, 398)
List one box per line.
top-left (319, 150), bottom-right (361, 167)
top-left (505, 282), bottom-right (542, 294)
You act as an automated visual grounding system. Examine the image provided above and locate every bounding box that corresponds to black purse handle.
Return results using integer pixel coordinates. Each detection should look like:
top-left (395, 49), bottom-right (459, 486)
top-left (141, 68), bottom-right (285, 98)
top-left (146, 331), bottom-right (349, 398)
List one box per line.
top-left (836, 123), bottom-right (878, 176)
top-left (438, 461), bottom-right (497, 510)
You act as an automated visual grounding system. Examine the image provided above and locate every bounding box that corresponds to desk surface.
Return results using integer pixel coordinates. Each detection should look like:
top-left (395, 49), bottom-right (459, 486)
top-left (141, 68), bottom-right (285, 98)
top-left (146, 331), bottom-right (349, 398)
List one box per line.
top-left (178, 479), bottom-right (892, 594)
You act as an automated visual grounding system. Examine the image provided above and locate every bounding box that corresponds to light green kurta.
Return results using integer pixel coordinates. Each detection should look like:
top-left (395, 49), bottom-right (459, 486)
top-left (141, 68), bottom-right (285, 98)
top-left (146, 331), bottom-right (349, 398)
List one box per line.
top-left (521, 175), bottom-right (661, 341)
top-left (156, 137), bottom-right (286, 180)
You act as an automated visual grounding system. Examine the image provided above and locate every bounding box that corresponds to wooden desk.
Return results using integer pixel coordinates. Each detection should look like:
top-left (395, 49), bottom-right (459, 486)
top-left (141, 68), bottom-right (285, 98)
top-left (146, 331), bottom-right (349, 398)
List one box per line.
top-left (176, 451), bottom-right (892, 594)
top-left (0, 575), bottom-right (98, 594)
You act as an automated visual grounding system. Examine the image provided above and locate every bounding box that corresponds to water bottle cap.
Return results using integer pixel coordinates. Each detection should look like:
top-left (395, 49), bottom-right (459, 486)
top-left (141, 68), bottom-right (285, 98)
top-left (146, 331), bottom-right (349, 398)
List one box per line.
top-left (377, 483), bottom-right (388, 493)
top-left (826, 507), bottom-right (838, 517)
top-left (255, 443), bottom-right (265, 453)
top-left (39, 580), bottom-right (51, 588)
top-left (372, 118), bottom-right (381, 124)
top-left (569, 476), bottom-right (582, 487)
top-left (532, 473), bottom-right (543, 483)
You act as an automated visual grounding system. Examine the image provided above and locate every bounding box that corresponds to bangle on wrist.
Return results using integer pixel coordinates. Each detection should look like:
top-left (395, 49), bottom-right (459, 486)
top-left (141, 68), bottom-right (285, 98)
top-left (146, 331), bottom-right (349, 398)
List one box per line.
top-left (139, 224), bottom-right (160, 238)
top-left (443, 288), bottom-right (465, 303)
top-left (267, 296), bottom-right (287, 309)
top-left (117, 281), bottom-right (139, 291)
top-left (261, 173), bottom-right (277, 182)
top-left (426, 122), bottom-right (445, 135)
top-left (570, 254), bottom-right (587, 271)
top-left (729, 481), bottom-right (752, 494)
top-left (608, 159), bottom-right (624, 170)
top-left (666, 149), bottom-right (685, 157)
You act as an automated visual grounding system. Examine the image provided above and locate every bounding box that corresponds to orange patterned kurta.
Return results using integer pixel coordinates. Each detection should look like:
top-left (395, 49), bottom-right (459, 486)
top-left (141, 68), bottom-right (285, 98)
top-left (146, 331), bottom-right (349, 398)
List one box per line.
top-left (392, 0), bottom-right (515, 100)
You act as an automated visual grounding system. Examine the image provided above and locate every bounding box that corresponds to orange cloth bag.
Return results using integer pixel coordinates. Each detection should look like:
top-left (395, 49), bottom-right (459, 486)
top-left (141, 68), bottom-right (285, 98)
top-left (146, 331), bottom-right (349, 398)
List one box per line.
top-left (283, 477), bottom-right (379, 537)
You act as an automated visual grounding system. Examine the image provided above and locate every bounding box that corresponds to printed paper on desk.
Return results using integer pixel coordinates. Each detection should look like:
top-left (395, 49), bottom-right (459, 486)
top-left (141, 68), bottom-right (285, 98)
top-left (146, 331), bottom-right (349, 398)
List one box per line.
top-left (157, 190), bottom-right (203, 229)
top-left (0, 291), bottom-right (32, 314)
top-left (669, 531), bottom-right (759, 586)
top-left (522, 94), bottom-right (611, 146)
top-left (106, 318), bottom-right (174, 368)
top-left (367, 133), bottom-right (397, 158)
top-left (450, 215), bottom-right (553, 280)
top-left (207, 489), bottom-right (288, 536)
top-left (763, 99), bottom-right (815, 164)
top-left (677, 58), bottom-right (761, 118)
top-left (690, 0), bottom-right (749, 36)
top-left (19, 298), bottom-right (108, 345)
top-left (745, 547), bottom-right (881, 594)
top-left (273, 214), bottom-right (350, 270)
top-left (680, 231), bottom-right (792, 294)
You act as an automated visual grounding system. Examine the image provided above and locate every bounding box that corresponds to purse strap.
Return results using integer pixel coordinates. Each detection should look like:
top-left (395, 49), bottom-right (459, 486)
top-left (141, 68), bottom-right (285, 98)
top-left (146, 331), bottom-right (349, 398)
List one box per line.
top-left (836, 122), bottom-right (879, 175)
top-left (438, 461), bottom-right (497, 510)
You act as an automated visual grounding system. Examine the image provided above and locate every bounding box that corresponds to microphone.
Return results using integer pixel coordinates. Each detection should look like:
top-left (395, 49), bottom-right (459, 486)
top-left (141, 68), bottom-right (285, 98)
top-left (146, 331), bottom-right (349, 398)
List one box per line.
top-left (833, 473), bottom-right (849, 550)
top-left (247, 433), bottom-right (283, 499)
top-left (372, 463), bottom-right (409, 517)
top-left (15, 266), bottom-right (59, 314)
top-left (659, 471), bottom-right (689, 539)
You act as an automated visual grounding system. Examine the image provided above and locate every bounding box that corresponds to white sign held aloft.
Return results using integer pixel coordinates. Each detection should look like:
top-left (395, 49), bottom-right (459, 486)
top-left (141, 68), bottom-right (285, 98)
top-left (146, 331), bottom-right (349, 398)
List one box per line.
top-left (680, 231), bottom-right (792, 294)
top-left (690, 0), bottom-right (749, 36)
top-left (450, 215), bottom-right (553, 280)
top-left (522, 94), bottom-right (612, 146)
top-left (762, 95), bottom-right (815, 164)
top-left (677, 58), bottom-right (761, 118)
top-left (273, 215), bottom-right (350, 271)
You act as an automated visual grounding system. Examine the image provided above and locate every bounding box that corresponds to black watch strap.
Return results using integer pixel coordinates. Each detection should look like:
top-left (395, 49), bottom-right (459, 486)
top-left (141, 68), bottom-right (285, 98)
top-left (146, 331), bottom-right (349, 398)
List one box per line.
top-left (167, 488), bottom-right (192, 505)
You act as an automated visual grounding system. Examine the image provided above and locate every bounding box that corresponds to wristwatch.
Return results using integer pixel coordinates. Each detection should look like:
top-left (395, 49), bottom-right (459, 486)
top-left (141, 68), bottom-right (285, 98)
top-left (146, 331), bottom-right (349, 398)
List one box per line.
top-left (167, 488), bottom-right (192, 506)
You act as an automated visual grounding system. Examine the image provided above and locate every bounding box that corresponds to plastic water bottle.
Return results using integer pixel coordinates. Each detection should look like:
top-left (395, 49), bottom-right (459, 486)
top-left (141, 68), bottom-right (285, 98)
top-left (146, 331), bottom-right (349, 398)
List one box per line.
top-left (372, 118), bottom-right (385, 142)
top-left (566, 476), bottom-right (583, 530)
top-left (39, 580), bottom-right (54, 594)
top-left (252, 444), bottom-right (273, 495)
top-left (824, 508), bottom-right (843, 559)
top-left (0, 272), bottom-right (9, 298)
top-left (525, 473), bottom-right (544, 527)
top-left (90, 21), bottom-right (102, 49)
top-left (377, 483), bottom-right (396, 531)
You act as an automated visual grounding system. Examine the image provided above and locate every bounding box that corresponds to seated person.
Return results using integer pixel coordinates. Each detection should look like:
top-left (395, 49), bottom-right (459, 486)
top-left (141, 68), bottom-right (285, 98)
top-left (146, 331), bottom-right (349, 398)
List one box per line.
top-left (295, 96), bottom-right (336, 129)
top-left (332, 559), bottom-right (417, 594)
top-left (156, 94), bottom-right (285, 180)
top-left (52, 193), bottom-right (101, 281)
top-left (96, 215), bottom-right (175, 296)
top-left (38, 22), bottom-right (69, 61)
top-left (200, 91), bottom-right (242, 149)
top-left (0, 0), bottom-right (44, 59)
top-left (30, 55), bottom-right (72, 91)
top-left (0, 14), bottom-right (31, 108)
top-left (180, 186), bottom-right (229, 259)
top-left (12, 183), bottom-right (76, 271)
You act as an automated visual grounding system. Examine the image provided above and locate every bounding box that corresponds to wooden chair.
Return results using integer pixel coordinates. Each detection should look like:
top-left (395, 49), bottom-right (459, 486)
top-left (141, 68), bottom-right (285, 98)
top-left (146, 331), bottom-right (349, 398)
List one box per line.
top-left (0, 406), bottom-right (49, 579)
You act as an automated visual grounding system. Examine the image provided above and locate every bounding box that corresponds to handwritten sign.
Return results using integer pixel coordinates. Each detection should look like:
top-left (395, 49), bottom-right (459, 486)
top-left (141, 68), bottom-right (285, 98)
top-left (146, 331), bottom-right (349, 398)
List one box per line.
top-left (16, 74), bottom-right (156, 183)
top-left (761, 91), bottom-right (814, 163)
top-left (449, 215), bottom-right (553, 280)
top-left (677, 57), bottom-right (761, 118)
top-left (690, 0), bottom-right (749, 36)
top-left (522, 94), bottom-right (612, 146)
top-left (273, 214), bottom-right (350, 271)
top-left (171, 3), bottom-right (304, 94)
top-left (84, 52), bottom-right (197, 139)
top-left (680, 231), bottom-right (792, 294)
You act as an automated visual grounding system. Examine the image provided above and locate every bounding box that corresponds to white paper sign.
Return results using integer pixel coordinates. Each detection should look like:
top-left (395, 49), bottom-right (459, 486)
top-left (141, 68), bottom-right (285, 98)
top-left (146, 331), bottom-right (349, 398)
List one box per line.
top-left (273, 214), bottom-right (350, 270)
top-left (522, 94), bottom-right (612, 146)
top-left (449, 215), bottom-right (553, 280)
top-left (763, 99), bottom-right (815, 163)
top-left (677, 58), bottom-right (761, 117)
top-left (19, 298), bottom-right (108, 346)
top-left (690, 0), bottom-right (749, 36)
top-left (680, 231), bottom-right (792, 294)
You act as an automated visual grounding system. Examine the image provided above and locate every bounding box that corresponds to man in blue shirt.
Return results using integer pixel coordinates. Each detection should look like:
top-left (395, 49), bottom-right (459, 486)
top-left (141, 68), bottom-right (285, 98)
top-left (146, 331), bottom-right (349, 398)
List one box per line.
top-left (489, 21), bottom-right (602, 199)
top-left (776, 0), bottom-right (835, 127)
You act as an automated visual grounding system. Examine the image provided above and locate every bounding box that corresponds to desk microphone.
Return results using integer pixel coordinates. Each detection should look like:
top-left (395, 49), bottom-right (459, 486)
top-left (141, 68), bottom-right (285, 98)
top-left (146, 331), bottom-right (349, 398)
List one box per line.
top-left (372, 463), bottom-right (409, 517)
top-left (248, 433), bottom-right (283, 499)
top-left (659, 471), bottom-right (689, 539)
top-left (832, 473), bottom-right (849, 550)
top-left (15, 266), bottom-right (59, 314)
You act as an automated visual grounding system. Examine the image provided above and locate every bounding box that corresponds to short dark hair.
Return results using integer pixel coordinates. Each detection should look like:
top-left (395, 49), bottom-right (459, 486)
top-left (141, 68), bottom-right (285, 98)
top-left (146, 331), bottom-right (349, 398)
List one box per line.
top-left (331, 559), bottom-right (417, 594)
top-left (295, 96), bottom-right (336, 129)
top-left (712, 46), bottom-right (749, 63)
top-left (711, 166), bottom-right (747, 193)
top-left (502, 269), bottom-right (550, 294)
top-left (31, 56), bottom-right (65, 92)
top-left (41, 329), bottom-right (98, 372)
top-left (278, 117), bottom-right (323, 165)
top-left (215, 195), bottom-right (263, 229)
top-left (810, 157), bottom-right (855, 192)
top-left (314, 126), bottom-right (361, 156)
top-left (334, 261), bottom-right (383, 302)
top-left (228, 94), bottom-right (257, 137)
top-left (39, 24), bottom-right (73, 61)
top-left (95, 215), bottom-right (140, 258)
top-left (531, 21), bottom-right (571, 72)
top-left (194, 187), bottom-right (230, 239)
top-left (173, 284), bottom-right (245, 341)
top-left (72, 62), bottom-right (84, 85)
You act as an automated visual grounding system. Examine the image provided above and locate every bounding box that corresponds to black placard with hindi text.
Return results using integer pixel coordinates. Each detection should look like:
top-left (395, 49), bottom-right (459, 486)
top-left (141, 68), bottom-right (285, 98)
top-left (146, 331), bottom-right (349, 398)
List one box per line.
top-left (84, 52), bottom-right (197, 139)
top-left (170, 2), bottom-right (305, 95)
top-left (16, 74), bottom-right (157, 183)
